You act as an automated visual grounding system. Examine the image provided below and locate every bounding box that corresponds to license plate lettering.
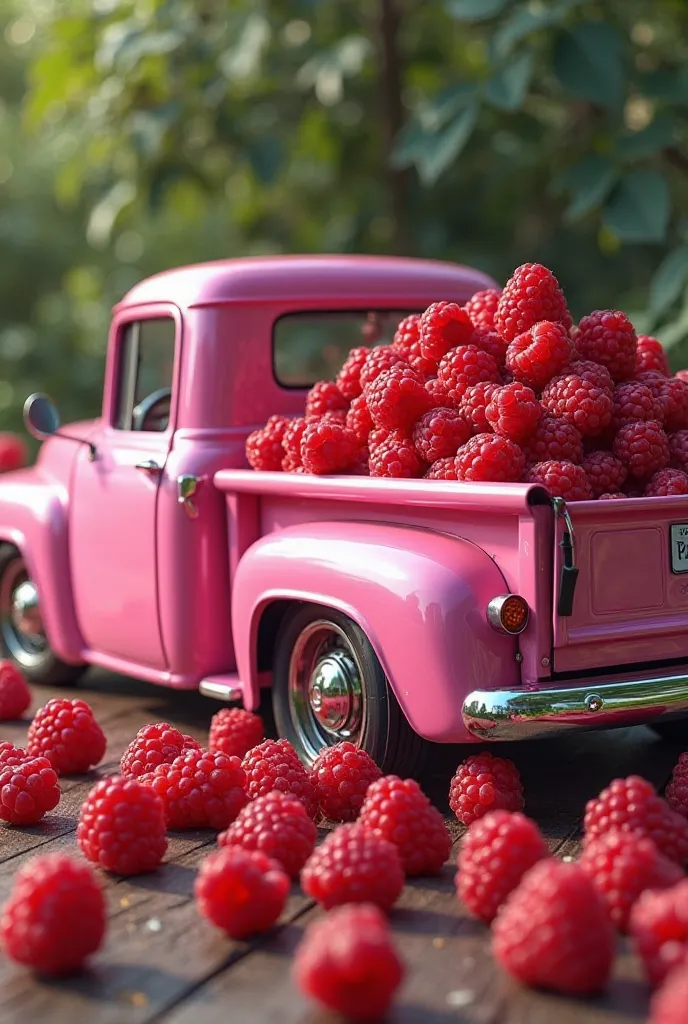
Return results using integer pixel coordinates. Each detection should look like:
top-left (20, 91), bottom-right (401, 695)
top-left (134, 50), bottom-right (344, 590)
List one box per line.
top-left (670, 524), bottom-right (688, 573)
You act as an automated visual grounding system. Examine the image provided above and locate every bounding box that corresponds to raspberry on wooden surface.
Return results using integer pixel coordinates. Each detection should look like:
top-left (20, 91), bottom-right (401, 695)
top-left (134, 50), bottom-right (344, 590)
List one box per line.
top-left (77, 775), bottom-right (167, 875)
top-left (0, 754), bottom-right (60, 824)
top-left (0, 662), bottom-right (31, 720)
top-left (293, 904), bottom-right (405, 1022)
top-left (464, 288), bottom-right (501, 330)
top-left (301, 418), bottom-right (359, 475)
top-left (492, 859), bottom-right (615, 995)
top-left (485, 382), bottom-right (541, 442)
top-left (208, 708), bottom-right (264, 759)
top-left (668, 430), bottom-right (688, 471)
top-left (345, 394), bottom-right (374, 445)
top-left (630, 879), bottom-right (688, 986)
top-left (359, 345), bottom-right (409, 389)
top-left (650, 966), bottom-right (688, 1024)
top-left (637, 335), bottom-right (671, 377)
top-left (459, 381), bottom-right (501, 433)
top-left (456, 810), bottom-right (548, 923)
top-left (195, 846), bottom-right (290, 939)
top-left (336, 346), bottom-right (370, 400)
top-left (645, 468), bottom-right (688, 496)
top-left (579, 830), bottom-right (683, 933)
top-left (505, 320), bottom-right (573, 390)
top-left (245, 415), bottom-right (290, 471)
top-left (522, 416), bottom-right (583, 468)
top-left (141, 748), bottom-right (248, 830)
top-left (301, 823), bottom-right (404, 910)
top-left (27, 698), bottom-right (106, 774)
top-left (0, 741), bottom-right (28, 766)
top-left (455, 433), bottom-right (525, 483)
top-left (582, 450), bottom-right (628, 498)
top-left (666, 753), bottom-right (688, 818)
top-left (449, 751), bottom-right (524, 826)
top-left (419, 301), bottom-right (474, 363)
top-left (310, 741), bottom-right (382, 823)
top-left (305, 380), bottom-right (348, 418)
top-left (583, 775), bottom-right (688, 866)
top-left (494, 263), bottom-right (571, 341)
top-left (412, 407), bottom-right (471, 462)
top-left (437, 345), bottom-right (500, 404)
top-left (358, 775), bottom-right (452, 876)
top-left (613, 420), bottom-right (669, 479)
top-left (425, 457), bottom-right (458, 480)
top-left (575, 309), bottom-right (637, 382)
top-left (365, 365), bottom-right (432, 431)
top-left (369, 435), bottom-right (426, 478)
top-left (0, 853), bottom-right (106, 974)
top-left (540, 373), bottom-right (613, 437)
top-left (241, 738), bottom-right (318, 818)
top-left (526, 459), bottom-right (593, 501)
top-left (218, 790), bottom-right (317, 878)
top-left (120, 722), bottom-right (201, 778)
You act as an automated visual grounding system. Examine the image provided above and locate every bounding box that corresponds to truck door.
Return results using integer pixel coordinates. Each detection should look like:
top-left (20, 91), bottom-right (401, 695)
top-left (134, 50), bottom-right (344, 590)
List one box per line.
top-left (69, 308), bottom-right (180, 669)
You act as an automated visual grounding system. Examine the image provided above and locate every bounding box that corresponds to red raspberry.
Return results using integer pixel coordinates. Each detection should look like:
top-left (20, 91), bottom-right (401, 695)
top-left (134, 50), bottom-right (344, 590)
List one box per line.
top-left (437, 344), bottom-right (500, 404)
top-left (613, 420), bottom-right (669, 479)
top-left (293, 904), bottom-right (404, 1022)
top-left (0, 741), bottom-right (28, 766)
top-left (613, 381), bottom-right (663, 429)
top-left (345, 394), bottom-right (373, 445)
top-left (521, 416), bottom-right (583, 468)
top-left (412, 406), bottom-right (471, 462)
top-left (365, 365), bottom-right (432, 431)
top-left (419, 301), bottom-right (474, 363)
top-left (359, 345), bottom-right (409, 389)
top-left (282, 416), bottom-right (308, 472)
top-left (0, 853), bottom-right (105, 975)
top-left (485, 382), bottom-right (541, 442)
top-left (0, 755), bottom-right (60, 824)
top-left (669, 430), bottom-right (688, 471)
top-left (455, 433), bottom-right (525, 483)
top-left (540, 373), bottom-right (613, 437)
top-left (141, 749), bottom-right (248, 830)
top-left (241, 738), bottom-right (317, 818)
top-left (369, 435), bottom-right (426, 478)
top-left (492, 859), bottom-right (615, 995)
top-left (526, 461), bottom-right (592, 501)
top-left (425, 457), bottom-right (458, 480)
top-left (576, 309), bottom-right (638, 382)
top-left (583, 775), bottom-right (688, 866)
top-left (310, 741), bottom-right (382, 823)
top-left (301, 823), bottom-right (404, 910)
top-left (637, 335), bottom-right (671, 377)
top-left (195, 846), bottom-right (289, 939)
top-left (630, 880), bottom-right (688, 986)
top-left (120, 722), bottom-right (201, 778)
top-left (424, 377), bottom-right (453, 407)
top-left (495, 263), bottom-right (572, 341)
top-left (27, 698), bottom-right (106, 774)
top-left (208, 708), bottom-right (264, 759)
top-left (393, 313), bottom-right (437, 376)
top-left (301, 418), bottom-right (359, 475)
top-left (305, 380), bottom-right (348, 418)
top-left (568, 358), bottom-right (614, 393)
top-left (0, 433), bottom-right (26, 472)
top-left (456, 810), bottom-right (548, 923)
top-left (599, 491), bottom-right (626, 499)
top-left (218, 790), bottom-right (317, 878)
top-left (579, 830), bottom-right (683, 933)
top-left (678, 370), bottom-right (688, 384)
top-left (582, 450), bottom-right (628, 498)
top-left (646, 468), bottom-right (688, 496)
top-left (77, 775), bottom-right (167, 875)
top-left (368, 426), bottom-right (393, 451)
top-left (470, 326), bottom-right (509, 367)
top-left (642, 375), bottom-right (688, 431)
top-left (358, 775), bottom-right (451, 876)
top-left (506, 320), bottom-right (574, 390)
top-left (651, 967), bottom-right (688, 1024)
top-left (336, 346), bottom-right (369, 400)
top-left (449, 752), bottom-right (524, 826)
top-left (465, 288), bottom-right (501, 331)
top-left (0, 662), bottom-right (30, 719)
top-left (459, 381), bottom-right (501, 432)
top-left (245, 415), bottom-right (289, 471)
top-left (666, 753), bottom-right (688, 817)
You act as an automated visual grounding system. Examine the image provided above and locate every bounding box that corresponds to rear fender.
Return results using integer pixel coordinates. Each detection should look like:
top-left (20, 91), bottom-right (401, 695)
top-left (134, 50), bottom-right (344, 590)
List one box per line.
top-left (232, 521), bottom-right (520, 743)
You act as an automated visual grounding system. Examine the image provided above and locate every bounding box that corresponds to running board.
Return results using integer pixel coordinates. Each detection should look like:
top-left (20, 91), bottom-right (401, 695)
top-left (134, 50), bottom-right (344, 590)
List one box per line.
top-left (199, 674), bottom-right (242, 702)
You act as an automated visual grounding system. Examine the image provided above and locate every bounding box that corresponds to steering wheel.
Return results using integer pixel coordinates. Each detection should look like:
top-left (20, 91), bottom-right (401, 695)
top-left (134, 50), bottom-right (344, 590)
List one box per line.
top-left (132, 387), bottom-right (172, 432)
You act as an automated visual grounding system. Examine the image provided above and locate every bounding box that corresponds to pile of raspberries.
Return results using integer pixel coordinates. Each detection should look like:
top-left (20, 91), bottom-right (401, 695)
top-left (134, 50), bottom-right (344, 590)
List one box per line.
top-left (4, 678), bottom-right (688, 1023)
top-left (246, 262), bottom-right (688, 502)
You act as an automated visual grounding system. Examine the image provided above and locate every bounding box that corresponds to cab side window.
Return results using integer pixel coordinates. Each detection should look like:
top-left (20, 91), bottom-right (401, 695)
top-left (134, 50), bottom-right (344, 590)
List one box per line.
top-left (114, 318), bottom-right (176, 432)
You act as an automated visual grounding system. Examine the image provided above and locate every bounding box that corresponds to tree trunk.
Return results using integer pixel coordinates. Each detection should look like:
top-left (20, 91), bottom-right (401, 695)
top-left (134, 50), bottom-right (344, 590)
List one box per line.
top-left (377, 0), bottom-right (412, 255)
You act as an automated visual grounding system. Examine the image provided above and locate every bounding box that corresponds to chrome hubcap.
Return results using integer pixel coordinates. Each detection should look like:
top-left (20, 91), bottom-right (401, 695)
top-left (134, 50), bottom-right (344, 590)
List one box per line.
top-left (11, 580), bottom-right (43, 641)
top-left (288, 620), bottom-right (366, 762)
top-left (0, 558), bottom-right (47, 667)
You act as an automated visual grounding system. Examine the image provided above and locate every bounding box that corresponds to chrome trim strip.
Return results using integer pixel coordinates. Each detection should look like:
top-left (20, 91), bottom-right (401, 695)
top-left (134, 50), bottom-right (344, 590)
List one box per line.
top-left (199, 680), bottom-right (241, 701)
top-left (462, 673), bottom-right (688, 740)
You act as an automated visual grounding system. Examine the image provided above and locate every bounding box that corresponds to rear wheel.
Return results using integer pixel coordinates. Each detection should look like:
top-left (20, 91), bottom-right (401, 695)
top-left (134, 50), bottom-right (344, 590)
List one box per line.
top-left (0, 544), bottom-right (86, 685)
top-left (272, 604), bottom-right (428, 777)
top-left (649, 718), bottom-right (688, 742)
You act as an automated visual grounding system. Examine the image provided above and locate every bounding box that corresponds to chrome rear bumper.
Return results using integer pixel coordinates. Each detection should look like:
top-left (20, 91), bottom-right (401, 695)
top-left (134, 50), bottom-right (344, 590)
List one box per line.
top-left (462, 672), bottom-right (688, 741)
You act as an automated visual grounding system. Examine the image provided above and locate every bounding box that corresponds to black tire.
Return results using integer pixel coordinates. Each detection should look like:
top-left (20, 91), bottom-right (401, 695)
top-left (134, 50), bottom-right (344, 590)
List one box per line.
top-left (0, 544), bottom-right (86, 686)
top-left (272, 603), bottom-right (428, 777)
top-left (649, 718), bottom-right (688, 742)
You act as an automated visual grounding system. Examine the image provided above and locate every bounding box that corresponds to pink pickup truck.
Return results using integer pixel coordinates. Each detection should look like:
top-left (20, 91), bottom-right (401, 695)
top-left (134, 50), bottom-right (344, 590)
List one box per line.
top-left (4, 255), bottom-right (688, 774)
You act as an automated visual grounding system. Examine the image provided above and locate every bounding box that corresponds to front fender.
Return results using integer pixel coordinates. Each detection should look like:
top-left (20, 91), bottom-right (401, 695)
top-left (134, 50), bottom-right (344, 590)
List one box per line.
top-left (232, 521), bottom-right (520, 743)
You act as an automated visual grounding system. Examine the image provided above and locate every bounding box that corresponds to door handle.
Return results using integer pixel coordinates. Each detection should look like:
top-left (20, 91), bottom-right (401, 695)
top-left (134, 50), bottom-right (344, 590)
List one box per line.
top-left (135, 459), bottom-right (162, 475)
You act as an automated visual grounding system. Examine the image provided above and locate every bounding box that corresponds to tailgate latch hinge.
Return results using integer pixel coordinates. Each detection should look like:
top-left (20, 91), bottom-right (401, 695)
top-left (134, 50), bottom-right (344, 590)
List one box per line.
top-left (552, 497), bottom-right (578, 617)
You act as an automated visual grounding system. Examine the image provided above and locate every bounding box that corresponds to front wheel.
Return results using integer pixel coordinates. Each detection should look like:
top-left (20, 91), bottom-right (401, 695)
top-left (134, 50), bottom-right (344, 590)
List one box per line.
top-left (0, 545), bottom-right (86, 685)
top-left (272, 604), bottom-right (428, 777)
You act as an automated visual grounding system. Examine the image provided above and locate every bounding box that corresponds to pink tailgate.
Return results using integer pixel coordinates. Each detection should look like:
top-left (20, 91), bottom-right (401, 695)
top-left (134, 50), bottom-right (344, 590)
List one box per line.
top-left (553, 495), bottom-right (688, 672)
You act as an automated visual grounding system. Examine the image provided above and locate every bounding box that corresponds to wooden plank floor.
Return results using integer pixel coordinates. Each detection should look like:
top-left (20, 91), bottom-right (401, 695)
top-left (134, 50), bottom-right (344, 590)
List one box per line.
top-left (0, 671), bottom-right (683, 1023)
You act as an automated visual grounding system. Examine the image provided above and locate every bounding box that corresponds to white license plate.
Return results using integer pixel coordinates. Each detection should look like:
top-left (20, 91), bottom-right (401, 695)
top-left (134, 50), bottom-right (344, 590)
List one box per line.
top-left (671, 524), bottom-right (688, 573)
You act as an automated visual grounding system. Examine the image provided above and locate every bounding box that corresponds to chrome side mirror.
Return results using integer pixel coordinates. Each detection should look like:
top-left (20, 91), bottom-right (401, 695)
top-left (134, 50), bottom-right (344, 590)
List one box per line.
top-left (23, 392), bottom-right (97, 460)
